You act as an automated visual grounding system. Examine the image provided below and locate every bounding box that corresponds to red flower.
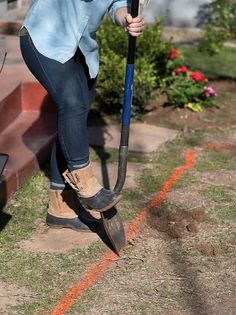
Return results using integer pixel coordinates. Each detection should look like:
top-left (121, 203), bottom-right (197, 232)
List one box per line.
top-left (168, 48), bottom-right (181, 59)
top-left (174, 66), bottom-right (189, 74)
top-left (189, 71), bottom-right (206, 82)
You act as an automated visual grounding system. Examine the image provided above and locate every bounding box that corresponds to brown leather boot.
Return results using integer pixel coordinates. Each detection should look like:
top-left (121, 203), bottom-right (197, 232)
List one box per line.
top-left (46, 189), bottom-right (100, 231)
top-left (63, 163), bottom-right (121, 212)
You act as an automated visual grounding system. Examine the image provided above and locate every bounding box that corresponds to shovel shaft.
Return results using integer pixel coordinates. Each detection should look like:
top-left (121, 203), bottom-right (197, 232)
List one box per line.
top-left (114, 0), bottom-right (140, 193)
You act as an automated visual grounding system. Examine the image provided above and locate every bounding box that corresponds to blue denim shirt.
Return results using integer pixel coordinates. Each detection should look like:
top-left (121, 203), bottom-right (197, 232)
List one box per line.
top-left (22, 0), bottom-right (129, 78)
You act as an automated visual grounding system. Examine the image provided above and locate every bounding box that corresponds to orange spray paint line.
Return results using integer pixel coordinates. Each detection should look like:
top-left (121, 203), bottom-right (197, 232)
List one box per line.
top-left (50, 150), bottom-right (197, 315)
top-left (203, 143), bottom-right (236, 153)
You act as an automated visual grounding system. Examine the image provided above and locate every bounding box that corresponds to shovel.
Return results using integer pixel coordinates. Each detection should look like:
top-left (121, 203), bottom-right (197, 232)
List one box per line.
top-left (101, 0), bottom-right (141, 255)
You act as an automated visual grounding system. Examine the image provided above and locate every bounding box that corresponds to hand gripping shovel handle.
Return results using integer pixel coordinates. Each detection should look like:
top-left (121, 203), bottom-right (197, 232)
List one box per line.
top-left (114, 0), bottom-right (140, 193)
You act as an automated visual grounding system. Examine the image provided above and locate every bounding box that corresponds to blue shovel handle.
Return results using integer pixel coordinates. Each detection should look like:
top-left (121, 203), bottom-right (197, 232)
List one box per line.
top-left (122, 0), bottom-right (139, 128)
top-left (114, 0), bottom-right (140, 192)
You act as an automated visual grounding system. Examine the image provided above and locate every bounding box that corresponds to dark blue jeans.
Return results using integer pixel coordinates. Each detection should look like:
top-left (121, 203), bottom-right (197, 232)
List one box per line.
top-left (20, 33), bottom-right (96, 188)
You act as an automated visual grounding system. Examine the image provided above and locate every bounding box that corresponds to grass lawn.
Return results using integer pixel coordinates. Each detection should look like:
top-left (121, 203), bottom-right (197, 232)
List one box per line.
top-left (177, 45), bottom-right (236, 79)
top-left (0, 130), bottom-right (236, 314)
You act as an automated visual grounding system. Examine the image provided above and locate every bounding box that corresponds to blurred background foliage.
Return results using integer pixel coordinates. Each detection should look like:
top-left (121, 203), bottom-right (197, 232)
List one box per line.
top-left (197, 0), bottom-right (236, 54)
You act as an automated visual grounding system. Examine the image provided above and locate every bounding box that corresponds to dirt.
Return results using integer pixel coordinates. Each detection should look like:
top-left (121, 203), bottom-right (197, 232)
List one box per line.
top-left (0, 281), bottom-right (33, 314)
top-left (166, 183), bottom-right (215, 211)
top-left (141, 80), bottom-right (236, 132)
top-left (196, 170), bottom-right (236, 186)
top-left (147, 202), bottom-right (206, 239)
top-left (72, 143), bottom-right (236, 315)
top-left (77, 221), bottom-right (236, 315)
top-left (147, 166), bottom-right (236, 242)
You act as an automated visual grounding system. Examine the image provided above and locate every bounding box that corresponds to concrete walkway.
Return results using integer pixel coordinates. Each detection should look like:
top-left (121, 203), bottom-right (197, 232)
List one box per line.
top-left (89, 124), bottom-right (178, 153)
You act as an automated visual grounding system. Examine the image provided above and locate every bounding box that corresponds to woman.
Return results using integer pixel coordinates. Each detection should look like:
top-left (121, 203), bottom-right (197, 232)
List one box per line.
top-left (20, 0), bottom-right (144, 232)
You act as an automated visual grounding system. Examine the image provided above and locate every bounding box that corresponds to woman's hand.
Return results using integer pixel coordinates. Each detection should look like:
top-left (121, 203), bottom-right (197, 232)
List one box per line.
top-left (124, 14), bottom-right (144, 37)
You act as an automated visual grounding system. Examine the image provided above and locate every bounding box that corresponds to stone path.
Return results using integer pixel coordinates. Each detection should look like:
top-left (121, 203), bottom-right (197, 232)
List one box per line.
top-left (19, 228), bottom-right (100, 254)
top-left (92, 161), bottom-right (152, 189)
top-left (89, 123), bottom-right (178, 153)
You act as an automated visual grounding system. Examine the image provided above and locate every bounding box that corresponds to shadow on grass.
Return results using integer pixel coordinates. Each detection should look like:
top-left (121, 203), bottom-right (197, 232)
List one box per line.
top-left (147, 204), bottom-right (210, 314)
top-left (169, 239), bottom-right (211, 314)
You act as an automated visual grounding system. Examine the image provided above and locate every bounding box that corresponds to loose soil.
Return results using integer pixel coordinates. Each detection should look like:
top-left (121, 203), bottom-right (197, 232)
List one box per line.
top-left (0, 282), bottom-right (33, 314)
top-left (141, 80), bottom-right (236, 132)
top-left (73, 148), bottom-right (236, 315)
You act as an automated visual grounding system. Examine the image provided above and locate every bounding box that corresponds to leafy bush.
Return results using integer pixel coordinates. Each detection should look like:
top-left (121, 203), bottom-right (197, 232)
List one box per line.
top-left (96, 18), bottom-right (171, 117)
top-left (197, 0), bottom-right (236, 54)
top-left (161, 49), bottom-right (218, 112)
top-left (96, 17), bottom-right (218, 116)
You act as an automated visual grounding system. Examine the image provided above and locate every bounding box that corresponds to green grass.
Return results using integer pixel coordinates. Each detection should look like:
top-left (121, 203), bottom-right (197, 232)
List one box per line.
top-left (201, 186), bottom-right (235, 203)
top-left (177, 45), bottom-right (236, 79)
top-left (201, 185), bottom-right (236, 222)
top-left (1, 130), bottom-right (236, 314)
top-left (215, 204), bottom-right (236, 221)
top-left (195, 148), bottom-right (235, 172)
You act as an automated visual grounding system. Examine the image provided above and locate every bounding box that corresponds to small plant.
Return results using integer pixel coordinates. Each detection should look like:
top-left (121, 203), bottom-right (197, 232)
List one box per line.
top-left (161, 48), bottom-right (217, 112)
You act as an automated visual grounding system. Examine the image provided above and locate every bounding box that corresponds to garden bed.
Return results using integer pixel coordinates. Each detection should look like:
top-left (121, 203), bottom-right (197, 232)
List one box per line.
top-left (141, 79), bottom-right (236, 131)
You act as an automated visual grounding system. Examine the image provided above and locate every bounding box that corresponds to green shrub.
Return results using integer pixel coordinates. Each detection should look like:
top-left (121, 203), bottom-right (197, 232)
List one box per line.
top-left (96, 17), bottom-right (218, 116)
top-left (96, 17), bottom-right (171, 117)
top-left (160, 48), bottom-right (218, 112)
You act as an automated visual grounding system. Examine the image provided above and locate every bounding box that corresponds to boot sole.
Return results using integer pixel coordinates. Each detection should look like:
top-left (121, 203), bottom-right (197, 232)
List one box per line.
top-left (81, 194), bottom-right (122, 212)
top-left (46, 222), bottom-right (94, 232)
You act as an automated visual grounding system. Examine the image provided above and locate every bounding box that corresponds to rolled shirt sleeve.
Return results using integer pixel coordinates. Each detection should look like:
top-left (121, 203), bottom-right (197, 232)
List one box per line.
top-left (109, 0), bottom-right (131, 24)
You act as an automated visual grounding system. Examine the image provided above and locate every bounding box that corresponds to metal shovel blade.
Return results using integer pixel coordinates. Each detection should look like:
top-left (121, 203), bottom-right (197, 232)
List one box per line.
top-left (101, 207), bottom-right (126, 255)
top-left (0, 153), bottom-right (9, 176)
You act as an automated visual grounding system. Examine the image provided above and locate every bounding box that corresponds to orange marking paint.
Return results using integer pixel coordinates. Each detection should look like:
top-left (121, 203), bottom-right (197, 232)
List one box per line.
top-left (50, 149), bottom-right (197, 315)
top-left (50, 251), bottom-right (117, 315)
top-left (203, 143), bottom-right (236, 153)
top-left (203, 143), bottom-right (222, 149)
top-left (150, 150), bottom-right (196, 209)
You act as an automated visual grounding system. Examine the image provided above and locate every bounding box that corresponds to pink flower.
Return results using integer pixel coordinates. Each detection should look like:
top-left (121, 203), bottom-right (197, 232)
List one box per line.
top-left (204, 86), bottom-right (217, 97)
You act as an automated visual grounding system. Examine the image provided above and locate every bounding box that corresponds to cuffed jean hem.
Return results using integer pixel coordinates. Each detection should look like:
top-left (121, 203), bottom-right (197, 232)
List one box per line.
top-left (68, 160), bottom-right (90, 172)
